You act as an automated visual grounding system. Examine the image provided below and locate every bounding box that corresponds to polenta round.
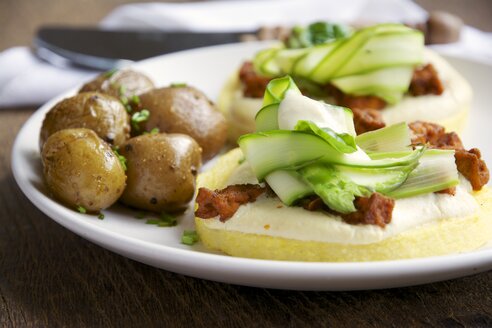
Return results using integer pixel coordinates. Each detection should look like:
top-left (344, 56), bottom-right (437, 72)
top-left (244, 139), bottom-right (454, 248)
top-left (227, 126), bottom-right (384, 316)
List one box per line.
top-left (218, 49), bottom-right (472, 143)
top-left (195, 148), bottom-right (492, 262)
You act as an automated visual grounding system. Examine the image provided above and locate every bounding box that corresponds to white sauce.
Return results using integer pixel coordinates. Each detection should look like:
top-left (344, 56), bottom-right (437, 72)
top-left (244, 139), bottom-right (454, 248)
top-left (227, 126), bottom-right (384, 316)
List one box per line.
top-left (278, 91), bottom-right (347, 133)
top-left (277, 91), bottom-right (371, 161)
top-left (205, 163), bottom-right (479, 245)
top-left (381, 49), bottom-right (472, 125)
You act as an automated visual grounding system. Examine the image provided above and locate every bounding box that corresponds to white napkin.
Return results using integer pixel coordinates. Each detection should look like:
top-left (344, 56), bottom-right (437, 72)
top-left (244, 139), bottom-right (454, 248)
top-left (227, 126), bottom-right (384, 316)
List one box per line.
top-left (0, 47), bottom-right (98, 107)
top-left (100, 0), bottom-right (426, 31)
top-left (0, 0), bottom-right (491, 107)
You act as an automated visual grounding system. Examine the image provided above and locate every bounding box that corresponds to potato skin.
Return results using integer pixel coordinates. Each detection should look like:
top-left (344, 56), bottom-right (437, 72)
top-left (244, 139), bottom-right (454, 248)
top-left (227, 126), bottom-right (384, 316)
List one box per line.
top-left (41, 128), bottom-right (126, 212)
top-left (79, 69), bottom-right (154, 99)
top-left (40, 92), bottom-right (130, 150)
top-left (138, 86), bottom-right (227, 161)
top-left (119, 133), bottom-right (202, 213)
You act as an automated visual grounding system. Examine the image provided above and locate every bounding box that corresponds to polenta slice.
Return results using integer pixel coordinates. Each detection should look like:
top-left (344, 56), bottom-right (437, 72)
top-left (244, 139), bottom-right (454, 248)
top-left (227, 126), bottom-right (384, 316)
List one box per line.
top-left (195, 148), bottom-right (492, 262)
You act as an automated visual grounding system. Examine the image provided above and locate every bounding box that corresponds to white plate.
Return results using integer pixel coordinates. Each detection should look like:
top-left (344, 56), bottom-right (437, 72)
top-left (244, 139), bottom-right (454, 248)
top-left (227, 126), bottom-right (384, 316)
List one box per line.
top-left (11, 42), bottom-right (492, 291)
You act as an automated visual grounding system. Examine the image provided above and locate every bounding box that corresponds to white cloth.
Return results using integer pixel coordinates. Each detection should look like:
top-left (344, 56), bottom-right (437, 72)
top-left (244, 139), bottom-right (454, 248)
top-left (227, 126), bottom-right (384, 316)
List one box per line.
top-left (0, 0), bottom-right (491, 107)
top-left (100, 0), bottom-right (426, 31)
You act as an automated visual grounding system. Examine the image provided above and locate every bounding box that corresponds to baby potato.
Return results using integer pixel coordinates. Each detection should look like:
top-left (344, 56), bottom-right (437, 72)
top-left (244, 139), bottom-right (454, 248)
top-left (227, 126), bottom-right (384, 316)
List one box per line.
top-left (41, 128), bottom-right (126, 213)
top-left (40, 92), bottom-right (130, 150)
top-left (79, 69), bottom-right (154, 100)
top-left (138, 86), bottom-right (227, 161)
top-left (119, 133), bottom-right (202, 213)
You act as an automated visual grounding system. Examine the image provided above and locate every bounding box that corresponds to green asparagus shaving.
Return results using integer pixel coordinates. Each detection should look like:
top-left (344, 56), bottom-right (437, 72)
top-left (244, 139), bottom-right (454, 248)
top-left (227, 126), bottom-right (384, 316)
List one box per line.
top-left (265, 170), bottom-right (313, 205)
top-left (262, 75), bottom-right (301, 107)
top-left (387, 149), bottom-right (460, 198)
top-left (252, 23), bottom-right (424, 101)
top-left (255, 103), bottom-right (279, 132)
top-left (131, 109), bottom-right (150, 132)
top-left (254, 76), bottom-right (302, 132)
top-left (294, 120), bottom-right (357, 153)
top-left (238, 130), bottom-right (425, 180)
top-left (181, 230), bottom-right (199, 245)
top-left (355, 122), bottom-right (412, 153)
top-left (171, 82), bottom-right (187, 87)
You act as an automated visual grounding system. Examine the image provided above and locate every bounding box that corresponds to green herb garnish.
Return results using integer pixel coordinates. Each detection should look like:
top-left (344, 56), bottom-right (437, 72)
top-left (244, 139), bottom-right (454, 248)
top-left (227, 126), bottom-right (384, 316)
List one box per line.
top-left (104, 68), bottom-right (117, 77)
top-left (145, 212), bottom-right (177, 227)
top-left (158, 212), bottom-right (177, 227)
top-left (131, 95), bottom-right (140, 104)
top-left (286, 22), bottom-right (352, 49)
top-left (77, 206), bottom-right (87, 214)
top-left (170, 82), bottom-right (187, 88)
top-left (112, 147), bottom-right (127, 171)
top-left (146, 218), bottom-right (162, 225)
top-left (98, 213), bottom-right (105, 220)
top-left (181, 230), bottom-right (199, 245)
top-left (143, 127), bottom-right (160, 135)
top-left (131, 109), bottom-right (150, 132)
top-left (118, 85), bottom-right (127, 96)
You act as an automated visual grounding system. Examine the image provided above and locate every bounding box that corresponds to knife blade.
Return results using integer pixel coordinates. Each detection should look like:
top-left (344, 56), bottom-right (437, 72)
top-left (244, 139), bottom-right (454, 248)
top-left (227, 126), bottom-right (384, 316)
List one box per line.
top-left (34, 26), bottom-right (256, 70)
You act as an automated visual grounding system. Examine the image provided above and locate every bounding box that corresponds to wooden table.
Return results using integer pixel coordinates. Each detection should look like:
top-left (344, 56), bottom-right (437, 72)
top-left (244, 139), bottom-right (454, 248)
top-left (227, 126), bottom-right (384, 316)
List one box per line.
top-left (2, 1), bottom-right (492, 326)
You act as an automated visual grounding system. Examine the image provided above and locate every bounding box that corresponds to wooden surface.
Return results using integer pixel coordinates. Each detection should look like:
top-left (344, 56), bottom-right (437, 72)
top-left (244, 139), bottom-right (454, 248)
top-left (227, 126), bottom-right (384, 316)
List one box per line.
top-left (2, 1), bottom-right (492, 327)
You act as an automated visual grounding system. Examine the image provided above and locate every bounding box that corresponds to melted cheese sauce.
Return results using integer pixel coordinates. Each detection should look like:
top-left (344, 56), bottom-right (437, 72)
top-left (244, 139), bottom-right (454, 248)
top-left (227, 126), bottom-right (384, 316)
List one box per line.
top-left (204, 163), bottom-right (479, 245)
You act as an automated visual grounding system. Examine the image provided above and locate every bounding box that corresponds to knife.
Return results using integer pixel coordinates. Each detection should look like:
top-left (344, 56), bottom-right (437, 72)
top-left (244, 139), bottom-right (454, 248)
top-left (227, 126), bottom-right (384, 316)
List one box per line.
top-left (34, 26), bottom-right (256, 70)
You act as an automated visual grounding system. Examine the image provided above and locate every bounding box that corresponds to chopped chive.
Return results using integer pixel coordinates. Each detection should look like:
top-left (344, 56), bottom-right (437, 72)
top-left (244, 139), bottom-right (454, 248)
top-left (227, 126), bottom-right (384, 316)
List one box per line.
top-left (131, 95), bottom-right (140, 104)
top-left (120, 96), bottom-right (128, 105)
top-left (181, 230), bottom-right (199, 245)
top-left (157, 221), bottom-right (175, 227)
top-left (170, 82), bottom-right (187, 88)
top-left (131, 109), bottom-right (150, 132)
top-left (160, 212), bottom-right (177, 226)
top-left (104, 68), bottom-right (117, 77)
top-left (112, 148), bottom-right (127, 171)
top-left (119, 85), bottom-right (127, 96)
top-left (98, 213), bottom-right (105, 220)
top-left (144, 212), bottom-right (177, 227)
top-left (77, 206), bottom-right (87, 214)
top-left (143, 127), bottom-right (160, 135)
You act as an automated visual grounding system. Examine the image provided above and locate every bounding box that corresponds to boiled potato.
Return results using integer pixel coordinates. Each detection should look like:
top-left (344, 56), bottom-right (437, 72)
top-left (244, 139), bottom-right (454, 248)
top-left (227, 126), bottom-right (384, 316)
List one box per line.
top-left (41, 128), bottom-right (126, 212)
top-left (137, 86), bottom-right (227, 161)
top-left (79, 69), bottom-right (154, 100)
top-left (119, 133), bottom-right (202, 213)
top-left (40, 92), bottom-right (130, 150)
